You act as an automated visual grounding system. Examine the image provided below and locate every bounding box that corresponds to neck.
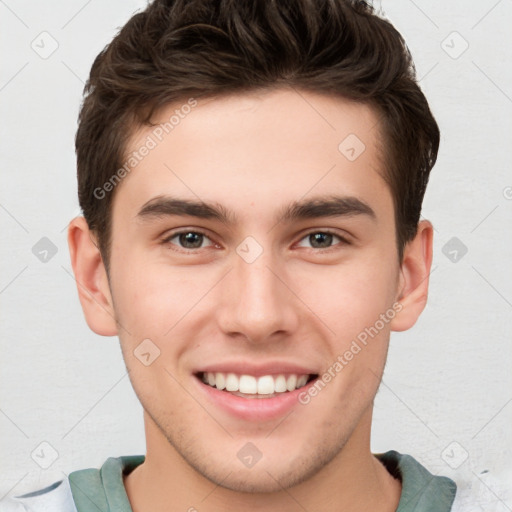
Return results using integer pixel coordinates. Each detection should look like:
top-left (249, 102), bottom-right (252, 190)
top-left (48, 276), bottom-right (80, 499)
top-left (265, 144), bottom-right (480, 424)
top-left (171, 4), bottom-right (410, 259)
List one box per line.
top-left (124, 410), bottom-right (401, 512)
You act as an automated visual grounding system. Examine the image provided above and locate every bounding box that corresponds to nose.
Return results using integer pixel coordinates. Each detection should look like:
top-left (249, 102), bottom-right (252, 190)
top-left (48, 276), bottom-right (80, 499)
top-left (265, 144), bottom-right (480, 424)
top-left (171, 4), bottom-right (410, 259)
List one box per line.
top-left (215, 247), bottom-right (299, 344)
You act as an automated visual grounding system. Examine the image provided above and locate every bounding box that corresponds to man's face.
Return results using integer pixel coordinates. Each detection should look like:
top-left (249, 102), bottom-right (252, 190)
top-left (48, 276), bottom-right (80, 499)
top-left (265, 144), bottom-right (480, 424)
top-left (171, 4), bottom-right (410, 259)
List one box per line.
top-left (107, 89), bottom-right (402, 492)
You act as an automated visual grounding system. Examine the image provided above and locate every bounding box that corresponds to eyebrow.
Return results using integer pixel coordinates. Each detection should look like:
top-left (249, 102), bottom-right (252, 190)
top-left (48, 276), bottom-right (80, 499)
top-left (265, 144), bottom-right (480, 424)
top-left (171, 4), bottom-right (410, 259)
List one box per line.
top-left (136, 194), bottom-right (376, 226)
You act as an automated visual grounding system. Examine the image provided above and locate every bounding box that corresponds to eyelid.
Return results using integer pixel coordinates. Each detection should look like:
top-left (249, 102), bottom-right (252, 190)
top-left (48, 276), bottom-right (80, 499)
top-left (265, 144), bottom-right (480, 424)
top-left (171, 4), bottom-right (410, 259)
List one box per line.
top-left (161, 227), bottom-right (351, 252)
top-left (161, 228), bottom-right (217, 250)
top-left (295, 229), bottom-right (351, 249)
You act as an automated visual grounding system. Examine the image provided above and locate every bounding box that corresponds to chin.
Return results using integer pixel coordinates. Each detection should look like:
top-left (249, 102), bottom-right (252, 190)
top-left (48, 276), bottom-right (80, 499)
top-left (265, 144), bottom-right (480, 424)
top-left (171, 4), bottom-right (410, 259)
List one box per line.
top-left (199, 464), bottom-right (308, 494)
top-left (187, 443), bottom-right (339, 495)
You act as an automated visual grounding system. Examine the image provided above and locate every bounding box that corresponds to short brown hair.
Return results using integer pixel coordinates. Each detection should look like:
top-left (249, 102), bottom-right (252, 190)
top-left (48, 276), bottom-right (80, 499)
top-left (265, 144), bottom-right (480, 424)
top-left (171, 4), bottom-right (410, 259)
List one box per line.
top-left (76, 0), bottom-right (439, 272)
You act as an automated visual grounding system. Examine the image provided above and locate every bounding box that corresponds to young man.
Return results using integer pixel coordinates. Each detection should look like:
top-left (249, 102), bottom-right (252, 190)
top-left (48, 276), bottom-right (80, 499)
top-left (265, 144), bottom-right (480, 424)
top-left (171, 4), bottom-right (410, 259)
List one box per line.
top-left (2, 0), bottom-right (459, 511)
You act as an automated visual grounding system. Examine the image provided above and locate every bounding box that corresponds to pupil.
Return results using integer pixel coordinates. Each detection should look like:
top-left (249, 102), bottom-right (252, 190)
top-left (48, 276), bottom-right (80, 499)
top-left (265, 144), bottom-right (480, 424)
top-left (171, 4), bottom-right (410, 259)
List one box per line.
top-left (180, 232), bottom-right (203, 248)
top-left (310, 233), bottom-right (332, 248)
top-left (177, 232), bottom-right (333, 249)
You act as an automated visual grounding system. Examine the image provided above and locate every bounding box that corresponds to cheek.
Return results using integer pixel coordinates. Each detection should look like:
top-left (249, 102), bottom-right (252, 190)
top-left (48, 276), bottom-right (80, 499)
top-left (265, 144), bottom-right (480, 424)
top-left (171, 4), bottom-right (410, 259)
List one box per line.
top-left (109, 235), bottom-right (399, 347)
top-left (298, 257), bottom-right (398, 335)
top-left (109, 251), bottom-right (200, 336)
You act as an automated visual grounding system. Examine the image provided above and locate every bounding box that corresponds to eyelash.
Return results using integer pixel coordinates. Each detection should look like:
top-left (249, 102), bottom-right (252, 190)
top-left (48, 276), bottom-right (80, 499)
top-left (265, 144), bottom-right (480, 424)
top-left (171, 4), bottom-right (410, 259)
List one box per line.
top-left (161, 229), bottom-right (350, 253)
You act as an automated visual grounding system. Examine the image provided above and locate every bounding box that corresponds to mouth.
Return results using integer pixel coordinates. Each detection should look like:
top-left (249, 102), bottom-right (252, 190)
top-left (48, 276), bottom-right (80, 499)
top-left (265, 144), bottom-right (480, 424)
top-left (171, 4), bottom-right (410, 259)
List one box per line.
top-left (195, 371), bottom-right (318, 399)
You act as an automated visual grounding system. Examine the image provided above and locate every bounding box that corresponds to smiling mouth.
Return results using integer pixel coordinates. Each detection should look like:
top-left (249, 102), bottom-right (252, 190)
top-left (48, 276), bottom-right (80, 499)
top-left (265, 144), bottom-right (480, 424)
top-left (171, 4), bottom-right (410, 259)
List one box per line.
top-left (196, 372), bottom-right (318, 399)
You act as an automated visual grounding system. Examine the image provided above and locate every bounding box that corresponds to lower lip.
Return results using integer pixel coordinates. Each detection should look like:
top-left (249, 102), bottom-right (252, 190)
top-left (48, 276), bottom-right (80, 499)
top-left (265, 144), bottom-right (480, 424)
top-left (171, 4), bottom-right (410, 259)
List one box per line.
top-left (194, 375), bottom-right (317, 422)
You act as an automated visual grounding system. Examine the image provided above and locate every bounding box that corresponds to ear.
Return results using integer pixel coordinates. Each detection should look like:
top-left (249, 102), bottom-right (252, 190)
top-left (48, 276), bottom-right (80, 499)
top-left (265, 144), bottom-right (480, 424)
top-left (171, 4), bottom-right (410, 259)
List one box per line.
top-left (390, 220), bottom-right (434, 332)
top-left (67, 216), bottom-right (118, 336)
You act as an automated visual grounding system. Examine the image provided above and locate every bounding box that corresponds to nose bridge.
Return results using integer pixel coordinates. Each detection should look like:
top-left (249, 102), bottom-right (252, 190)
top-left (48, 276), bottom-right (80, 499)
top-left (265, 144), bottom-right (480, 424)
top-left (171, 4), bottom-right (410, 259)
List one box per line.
top-left (217, 244), bottom-right (297, 342)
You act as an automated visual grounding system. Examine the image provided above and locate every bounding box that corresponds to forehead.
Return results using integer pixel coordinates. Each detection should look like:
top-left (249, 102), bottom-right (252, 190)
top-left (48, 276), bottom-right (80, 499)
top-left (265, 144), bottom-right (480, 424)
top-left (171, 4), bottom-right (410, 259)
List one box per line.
top-left (113, 88), bottom-right (390, 223)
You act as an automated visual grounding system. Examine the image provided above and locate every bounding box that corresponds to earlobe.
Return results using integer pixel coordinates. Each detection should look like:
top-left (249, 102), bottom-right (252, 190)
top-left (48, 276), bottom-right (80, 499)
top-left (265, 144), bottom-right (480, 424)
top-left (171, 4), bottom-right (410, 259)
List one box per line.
top-left (390, 220), bottom-right (434, 332)
top-left (67, 216), bottom-right (118, 336)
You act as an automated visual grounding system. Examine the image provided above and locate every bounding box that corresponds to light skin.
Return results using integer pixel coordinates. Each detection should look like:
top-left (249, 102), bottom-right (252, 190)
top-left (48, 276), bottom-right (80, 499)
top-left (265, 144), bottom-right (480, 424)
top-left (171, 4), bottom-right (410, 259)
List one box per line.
top-left (68, 88), bottom-right (433, 512)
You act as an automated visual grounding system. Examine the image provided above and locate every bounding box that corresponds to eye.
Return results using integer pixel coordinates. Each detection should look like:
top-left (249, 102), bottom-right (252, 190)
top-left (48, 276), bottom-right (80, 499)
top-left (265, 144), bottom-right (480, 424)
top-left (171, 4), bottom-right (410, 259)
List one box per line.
top-left (163, 230), bottom-right (215, 250)
top-left (161, 229), bottom-right (348, 252)
top-left (296, 231), bottom-right (348, 250)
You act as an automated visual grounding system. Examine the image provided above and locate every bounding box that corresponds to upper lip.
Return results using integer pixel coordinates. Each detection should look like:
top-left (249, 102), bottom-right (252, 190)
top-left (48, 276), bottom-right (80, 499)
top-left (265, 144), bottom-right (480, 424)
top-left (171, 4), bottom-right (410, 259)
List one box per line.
top-left (193, 360), bottom-right (319, 377)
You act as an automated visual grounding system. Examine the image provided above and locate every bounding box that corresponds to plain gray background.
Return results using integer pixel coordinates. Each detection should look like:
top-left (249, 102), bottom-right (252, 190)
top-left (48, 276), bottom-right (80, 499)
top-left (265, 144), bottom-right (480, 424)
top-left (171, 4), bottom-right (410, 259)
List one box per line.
top-left (1, 0), bottom-right (511, 509)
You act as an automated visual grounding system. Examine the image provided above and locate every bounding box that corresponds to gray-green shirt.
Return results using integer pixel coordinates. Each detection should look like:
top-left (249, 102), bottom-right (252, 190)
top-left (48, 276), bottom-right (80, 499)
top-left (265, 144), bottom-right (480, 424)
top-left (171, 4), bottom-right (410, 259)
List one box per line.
top-left (2, 451), bottom-right (457, 511)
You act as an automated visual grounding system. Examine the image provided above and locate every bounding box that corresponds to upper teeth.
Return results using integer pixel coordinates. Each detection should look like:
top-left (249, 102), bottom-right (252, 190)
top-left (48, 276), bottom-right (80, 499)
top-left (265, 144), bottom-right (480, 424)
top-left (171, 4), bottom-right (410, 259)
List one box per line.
top-left (201, 372), bottom-right (310, 394)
